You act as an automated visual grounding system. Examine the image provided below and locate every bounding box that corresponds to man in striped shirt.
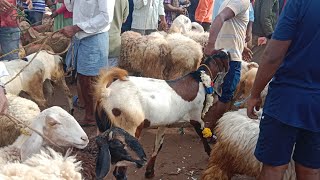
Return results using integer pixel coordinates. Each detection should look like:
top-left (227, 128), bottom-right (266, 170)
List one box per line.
top-left (21, 0), bottom-right (53, 26)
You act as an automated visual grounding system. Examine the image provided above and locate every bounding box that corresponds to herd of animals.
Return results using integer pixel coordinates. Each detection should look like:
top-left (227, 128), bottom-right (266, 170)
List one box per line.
top-left (0, 15), bottom-right (297, 180)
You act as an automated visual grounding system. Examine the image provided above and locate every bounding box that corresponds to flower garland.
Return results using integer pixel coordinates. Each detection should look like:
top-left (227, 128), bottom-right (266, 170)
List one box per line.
top-left (199, 70), bottom-right (215, 139)
top-left (199, 70), bottom-right (214, 118)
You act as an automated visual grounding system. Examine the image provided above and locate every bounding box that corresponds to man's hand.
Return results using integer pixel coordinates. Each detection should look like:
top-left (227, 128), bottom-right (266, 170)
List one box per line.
top-left (177, 7), bottom-right (186, 15)
top-left (258, 37), bottom-right (267, 46)
top-left (242, 46), bottom-right (253, 62)
top-left (204, 43), bottom-right (219, 56)
top-left (50, 11), bottom-right (58, 18)
top-left (247, 94), bottom-right (262, 119)
top-left (0, 87), bottom-right (8, 114)
top-left (60, 25), bottom-right (82, 38)
top-left (0, 0), bottom-right (14, 13)
top-left (159, 20), bottom-right (168, 31)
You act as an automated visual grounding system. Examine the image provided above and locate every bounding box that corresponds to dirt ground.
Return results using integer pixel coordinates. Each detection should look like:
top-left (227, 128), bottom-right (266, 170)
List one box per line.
top-left (49, 82), bottom-right (254, 180)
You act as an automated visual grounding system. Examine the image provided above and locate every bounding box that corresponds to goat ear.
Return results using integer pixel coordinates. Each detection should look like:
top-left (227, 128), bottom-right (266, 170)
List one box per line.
top-left (96, 143), bottom-right (111, 179)
top-left (45, 114), bottom-right (61, 127)
top-left (20, 132), bottom-right (43, 161)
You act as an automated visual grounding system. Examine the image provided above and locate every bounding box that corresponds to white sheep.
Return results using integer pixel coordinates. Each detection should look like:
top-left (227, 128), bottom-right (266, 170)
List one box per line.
top-left (0, 52), bottom-right (73, 113)
top-left (119, 30), bottom-right (203, 80)
top-left (0, 106), bottom-right (89, 166)
top-left (0, 94), bottom-right (40, 147)
top-left (95, 50), bottom-right (230, 178)
top-left (0, 148), bottom-right (82, 180)
top-left (0, 59), bottom-right (47, 108)
top-left (25, 51), bottom-right (73, 113)
top-left (201, 108), bottom-right (296, 180)
top-left (169, 15), bottom-right (209, 50)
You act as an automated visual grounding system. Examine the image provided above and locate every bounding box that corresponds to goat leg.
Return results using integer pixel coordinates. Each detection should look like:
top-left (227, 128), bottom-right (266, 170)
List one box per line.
top-left (190, 120), bottom-right (212, 156)
top-left (145, 127), bottom-right (165, 178)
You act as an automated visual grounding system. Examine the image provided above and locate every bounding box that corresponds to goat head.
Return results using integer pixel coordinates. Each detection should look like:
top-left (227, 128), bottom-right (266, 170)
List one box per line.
top-left (95, 127), bottom-right (147, 179)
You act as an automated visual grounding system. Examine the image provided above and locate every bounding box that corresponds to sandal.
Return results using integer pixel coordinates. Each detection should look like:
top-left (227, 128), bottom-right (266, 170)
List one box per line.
top-left (73, 96), bottom-right (84, 109)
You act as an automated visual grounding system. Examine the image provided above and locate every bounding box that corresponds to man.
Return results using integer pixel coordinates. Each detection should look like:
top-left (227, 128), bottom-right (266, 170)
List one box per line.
top-left (109, 0), bottom-right (129, 67)
top-left (61, 0), bottom-right (115, 126)
top-left (131, 0), bottom-right (167, 35)
top-left (0, 0), bottom-right (31, 61)
top-left (247, 0), bottom-right (320, 179)
top-left (251, 0), bottom-right (278, 63)
top-left (0, 62), bottom-right (8, 114)
top-left (21, 0), bottom-right (53, 26)
top-left (204, 0), bottom-right (250, 132)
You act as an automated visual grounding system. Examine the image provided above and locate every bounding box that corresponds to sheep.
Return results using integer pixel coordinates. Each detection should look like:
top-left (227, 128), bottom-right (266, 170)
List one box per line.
top-left (119, 30), bottom-right (203, 80)
top-left (0, 51), bottom-right (73, 113)
top-left (201, 108), bottom-right (296, 180)
top-left (0, 59), bottom-right (47, 108)
top-left (232, 62), bottom-right (269, 109)
top-left (0, 106), bottom-right (89, 166)
top-left (95, 50), bottom-right (230, 179)
top-left (25, 51), bottom-right (73, 113)
top-left (169, 15), bottom-right (209, 51)
top-left (0, 94), bottom-right (40, 147)
top-left (0, 148), bottom-right (82, 180)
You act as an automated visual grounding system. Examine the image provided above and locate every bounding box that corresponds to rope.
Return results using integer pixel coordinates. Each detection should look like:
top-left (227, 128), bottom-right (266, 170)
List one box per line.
top-left (199, 64), bottom-right (213, 80)
top-left (0, 113), bottom-right (63, 151)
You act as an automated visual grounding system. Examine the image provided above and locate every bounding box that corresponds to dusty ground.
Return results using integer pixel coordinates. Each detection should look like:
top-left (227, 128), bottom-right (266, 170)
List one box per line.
top-left (48, 82), bottom-right (254, 180)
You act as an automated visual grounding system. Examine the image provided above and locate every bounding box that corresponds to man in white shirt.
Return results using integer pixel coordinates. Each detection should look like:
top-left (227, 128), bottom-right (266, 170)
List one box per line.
top-left (60, 0), bottom-right (115, 126)
top-left (131, 0), bottom-right (167, 35)
top-left (204, 0), bottom-right (250, 133)
top-left (0, 62), bottom-right (8, 114)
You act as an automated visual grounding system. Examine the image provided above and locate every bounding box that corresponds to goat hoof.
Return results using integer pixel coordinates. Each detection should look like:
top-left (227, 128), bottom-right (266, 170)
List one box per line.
top-left (145, 170), bottom-right (155, 179)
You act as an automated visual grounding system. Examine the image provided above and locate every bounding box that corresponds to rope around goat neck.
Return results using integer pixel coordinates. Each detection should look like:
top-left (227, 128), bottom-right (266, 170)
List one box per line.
top-left (199, 64), bottom-right (213, 80)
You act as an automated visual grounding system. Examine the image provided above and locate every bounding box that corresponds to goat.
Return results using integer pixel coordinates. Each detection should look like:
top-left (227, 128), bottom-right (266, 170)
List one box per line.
top-left (95, 50), bottom-right (230, 179)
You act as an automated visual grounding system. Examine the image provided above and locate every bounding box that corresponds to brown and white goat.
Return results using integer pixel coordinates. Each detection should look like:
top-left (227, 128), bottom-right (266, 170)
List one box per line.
top-left (94, 50), bottom-right (230, 179)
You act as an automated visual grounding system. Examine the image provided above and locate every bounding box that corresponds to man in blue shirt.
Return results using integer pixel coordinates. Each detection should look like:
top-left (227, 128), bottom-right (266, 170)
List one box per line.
top-left (247, 0), bottom-right (320, 179)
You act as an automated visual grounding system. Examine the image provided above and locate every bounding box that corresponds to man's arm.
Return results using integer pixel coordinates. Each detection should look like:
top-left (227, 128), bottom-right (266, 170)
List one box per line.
top-left (164, 2), bottom-right (185, 14)
top-left (260, 0), bottom-right (276, 37)
top-left (133, 0), bottom-right (147, 10)
top-left (251, 40), bottom-right (291, 97)
top-left (204, 7), bottom-right (235, 55)
top-left (246, 21), bottom-right (253, 42)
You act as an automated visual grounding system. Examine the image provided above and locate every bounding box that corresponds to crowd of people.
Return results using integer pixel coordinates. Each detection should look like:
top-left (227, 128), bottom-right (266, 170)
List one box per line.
top-left (0, 0), bottom-right (319, 179)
